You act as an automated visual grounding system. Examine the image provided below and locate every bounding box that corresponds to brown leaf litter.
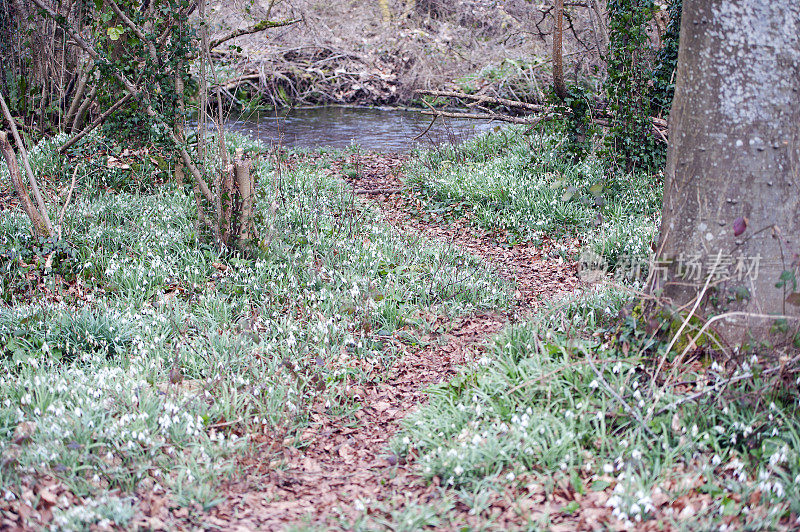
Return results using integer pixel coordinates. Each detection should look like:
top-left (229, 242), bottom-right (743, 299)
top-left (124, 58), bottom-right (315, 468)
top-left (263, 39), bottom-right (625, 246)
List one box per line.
top-left (129, 151), bottom-right (595, 529)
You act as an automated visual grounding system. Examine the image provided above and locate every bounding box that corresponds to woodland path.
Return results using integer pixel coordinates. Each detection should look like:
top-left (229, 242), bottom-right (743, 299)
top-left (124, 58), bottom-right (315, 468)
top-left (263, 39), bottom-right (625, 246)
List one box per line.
top-left (140, 152), bottom-right (584, 530)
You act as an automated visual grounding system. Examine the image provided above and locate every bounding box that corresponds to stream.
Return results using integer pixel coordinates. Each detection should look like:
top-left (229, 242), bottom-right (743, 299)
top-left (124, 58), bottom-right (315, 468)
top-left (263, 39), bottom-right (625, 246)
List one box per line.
top-left (225, 107), bottom-right (495, 152)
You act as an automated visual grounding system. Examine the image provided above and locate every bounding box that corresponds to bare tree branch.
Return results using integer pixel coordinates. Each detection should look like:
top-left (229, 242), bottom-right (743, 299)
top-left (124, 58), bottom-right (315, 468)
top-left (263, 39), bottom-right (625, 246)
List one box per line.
top-left (0, 91), bottom-right (54, 234)
top-left (107, 0), bottom-right (158, 62)
top-left (59, 93), bottom-right (132, 153)
top-left (0, 132), bottom-right (50, 236)
top-left (209, 18), bottom-right (302, 50)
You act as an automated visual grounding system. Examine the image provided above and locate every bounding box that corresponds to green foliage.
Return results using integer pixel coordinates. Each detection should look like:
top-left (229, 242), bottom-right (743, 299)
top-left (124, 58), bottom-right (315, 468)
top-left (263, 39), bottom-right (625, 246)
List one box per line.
top-left (406, 126), bottom-right (660, 271)
top-left (605, 0), bottom-right (663, 172)
top-left (394, 286), bottom-right (800, 527)
top-left (549, 83), bottom-right (596, 163)
top-left (0, 134), bottom-right (509, 505)
top-left (0, 235), bottom-right (79, 304)
top-left (93, 0), bottom-right (196, 151)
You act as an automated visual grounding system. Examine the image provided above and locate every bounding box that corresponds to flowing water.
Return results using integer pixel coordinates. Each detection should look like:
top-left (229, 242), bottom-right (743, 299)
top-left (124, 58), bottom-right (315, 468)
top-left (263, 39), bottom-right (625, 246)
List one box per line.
top-left (225, 107), bottom-right (495, 152)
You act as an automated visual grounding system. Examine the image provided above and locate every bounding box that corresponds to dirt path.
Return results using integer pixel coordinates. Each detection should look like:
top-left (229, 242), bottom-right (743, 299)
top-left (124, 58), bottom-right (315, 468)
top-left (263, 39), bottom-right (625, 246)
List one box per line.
top-left (143, 153), bottom-right (581, 530)
top-left (338, 152), bottom-right (581, 311)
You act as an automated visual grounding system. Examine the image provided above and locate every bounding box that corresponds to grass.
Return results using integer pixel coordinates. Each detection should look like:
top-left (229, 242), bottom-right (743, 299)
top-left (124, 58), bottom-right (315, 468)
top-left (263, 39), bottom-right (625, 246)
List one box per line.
top-left (405, 125), bottom-right (661, 272)
top-left (385, 125), bottom-right (800, 529)
top-left (4, 122), bottom-right (799, 530)
top-left (0, 132), bottom-right (509, 528)
top-left (391, 288), bottom-right (800, 528)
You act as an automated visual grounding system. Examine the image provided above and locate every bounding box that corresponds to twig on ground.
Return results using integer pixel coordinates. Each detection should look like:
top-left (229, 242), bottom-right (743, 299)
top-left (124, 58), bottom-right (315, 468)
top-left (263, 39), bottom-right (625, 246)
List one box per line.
top-left (584, 351), bottom-right (657, 438)
top-left (353, 188), bottom-right (402, 195)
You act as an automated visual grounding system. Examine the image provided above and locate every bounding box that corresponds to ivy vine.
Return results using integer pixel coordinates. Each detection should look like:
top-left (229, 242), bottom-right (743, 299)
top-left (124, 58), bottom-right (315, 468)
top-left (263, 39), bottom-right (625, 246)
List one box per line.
top-left (605, 0), bottom-right (660, 173)
top-left (651, 0), bottom-right (682, 118)
top-left (93, 0), bottom-right (196, 151)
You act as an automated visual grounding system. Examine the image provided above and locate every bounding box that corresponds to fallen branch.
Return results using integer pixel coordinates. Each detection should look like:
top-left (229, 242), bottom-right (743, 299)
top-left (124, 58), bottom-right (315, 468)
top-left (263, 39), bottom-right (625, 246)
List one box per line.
top-left (413, 114), bottom-right (438, 141)
top-left (421, 109), bottom-right (550, 126)
top-left (353, 188), bottom-right (402, 195)
top-left (417, 89), bottom-right (550, 112)
top-left (421, 89), bottom-right (669, 140)
top-left (210, 18), bottom-right (302, 50)
top-left (212, 73), bottom-right (262, 92)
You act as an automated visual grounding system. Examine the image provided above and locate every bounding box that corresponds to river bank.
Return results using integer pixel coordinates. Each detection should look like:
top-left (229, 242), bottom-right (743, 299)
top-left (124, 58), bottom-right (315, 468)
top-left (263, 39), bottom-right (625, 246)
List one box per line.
top-left (206, 0), bottom-right (600, 109)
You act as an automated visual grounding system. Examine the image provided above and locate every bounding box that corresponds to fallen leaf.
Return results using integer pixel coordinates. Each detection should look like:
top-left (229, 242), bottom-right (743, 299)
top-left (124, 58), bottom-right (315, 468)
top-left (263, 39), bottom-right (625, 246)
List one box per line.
top-left (733, 216), bottom-right (748, 237)
top-left (12, 422), bottom-right (36, 445)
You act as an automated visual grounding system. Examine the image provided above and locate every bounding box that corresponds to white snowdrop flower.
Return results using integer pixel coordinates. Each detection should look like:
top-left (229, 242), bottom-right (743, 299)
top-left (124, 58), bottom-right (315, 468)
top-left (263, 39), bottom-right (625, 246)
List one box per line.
top-left (402, 436), bottom-right (411, 445)
top-left (506, 472), bottom-right (516, 481)
top-left (454, 465), bottom-right (464, 476)
top-left (603, 463), bottom-right (614, 473)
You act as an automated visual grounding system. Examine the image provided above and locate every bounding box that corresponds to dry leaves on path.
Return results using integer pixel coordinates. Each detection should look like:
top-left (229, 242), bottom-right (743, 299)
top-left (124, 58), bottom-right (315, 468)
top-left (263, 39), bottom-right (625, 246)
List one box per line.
top-left (141, 151), bottom-right (586, 529)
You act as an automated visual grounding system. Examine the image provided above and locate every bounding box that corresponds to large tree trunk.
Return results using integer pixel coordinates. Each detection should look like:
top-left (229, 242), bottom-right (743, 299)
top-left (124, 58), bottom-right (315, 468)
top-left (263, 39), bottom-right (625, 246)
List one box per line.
top-left (656, 0), bottom-right (800, 344)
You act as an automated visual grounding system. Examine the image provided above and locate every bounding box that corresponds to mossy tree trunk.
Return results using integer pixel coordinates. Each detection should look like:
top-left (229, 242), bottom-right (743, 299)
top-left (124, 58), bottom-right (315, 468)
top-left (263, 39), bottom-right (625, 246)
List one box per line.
top-left (655, 0), bottom-right (800, 344)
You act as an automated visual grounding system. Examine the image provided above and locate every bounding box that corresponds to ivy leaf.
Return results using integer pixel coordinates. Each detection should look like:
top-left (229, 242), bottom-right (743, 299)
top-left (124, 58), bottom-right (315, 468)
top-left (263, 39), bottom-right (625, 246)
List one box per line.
top-left (107, 25), bottom-right (125, 41)
top-left (786, 293), bottom-right (800, 307)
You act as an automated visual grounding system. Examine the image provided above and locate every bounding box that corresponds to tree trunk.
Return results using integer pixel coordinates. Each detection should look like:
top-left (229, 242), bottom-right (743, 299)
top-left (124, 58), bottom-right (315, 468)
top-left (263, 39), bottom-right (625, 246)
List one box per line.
top-left (552, 0), bottom-right (567, 101)
top-left (656, 0), bottom-right (800, 344)
top-left (0, 132), bottom-right (50, 237)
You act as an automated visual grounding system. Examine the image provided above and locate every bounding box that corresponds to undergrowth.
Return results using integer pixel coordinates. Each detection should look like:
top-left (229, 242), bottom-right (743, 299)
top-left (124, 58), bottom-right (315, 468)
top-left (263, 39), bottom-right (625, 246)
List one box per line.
top-left (392, 287), bottom-right (800, 529)
top-left (405, 125), bottom-right (661, 271)
top-left (0, 133), bottom-right (509, 527)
